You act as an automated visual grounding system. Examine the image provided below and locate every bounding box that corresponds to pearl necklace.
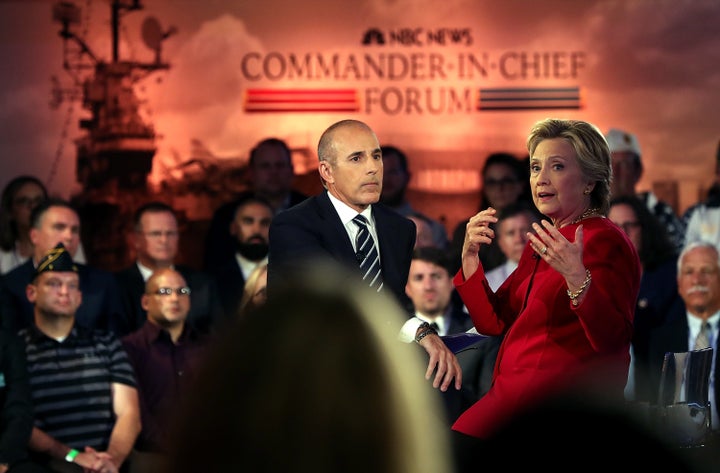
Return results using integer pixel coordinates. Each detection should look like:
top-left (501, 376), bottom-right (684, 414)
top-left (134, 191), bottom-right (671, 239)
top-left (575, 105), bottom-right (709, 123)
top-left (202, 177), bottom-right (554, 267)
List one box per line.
top-left (571, 207), bottom-right (601, 225)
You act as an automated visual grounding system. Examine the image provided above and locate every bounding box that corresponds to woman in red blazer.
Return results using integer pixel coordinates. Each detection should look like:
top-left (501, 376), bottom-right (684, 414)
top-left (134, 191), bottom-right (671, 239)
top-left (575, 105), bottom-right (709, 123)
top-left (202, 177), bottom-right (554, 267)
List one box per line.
top-left (452, 118), bottom-right (641, 442)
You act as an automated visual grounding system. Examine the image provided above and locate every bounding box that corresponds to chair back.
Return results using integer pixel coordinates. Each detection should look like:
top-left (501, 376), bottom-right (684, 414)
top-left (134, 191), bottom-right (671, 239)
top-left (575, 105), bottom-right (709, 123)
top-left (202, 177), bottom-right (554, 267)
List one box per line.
top-left (655, 347), bottom-right (714, 447)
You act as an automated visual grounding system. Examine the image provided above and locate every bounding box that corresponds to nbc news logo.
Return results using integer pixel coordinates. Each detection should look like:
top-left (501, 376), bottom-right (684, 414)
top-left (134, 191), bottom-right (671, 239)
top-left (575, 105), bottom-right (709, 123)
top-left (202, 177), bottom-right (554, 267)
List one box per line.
top-left (362, 27), bottom-right (473, 46)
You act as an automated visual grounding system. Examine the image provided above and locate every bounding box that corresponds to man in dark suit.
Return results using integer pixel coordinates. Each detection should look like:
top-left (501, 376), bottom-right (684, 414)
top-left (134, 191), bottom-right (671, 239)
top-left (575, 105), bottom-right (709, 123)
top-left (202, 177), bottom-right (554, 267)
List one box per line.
top-left (210, 194), bottom-right (273, 318)
top-left (645, 242), bottom-right (720, 427)
top-left (404, 246), bottom-right (473, 335)
top-left (268, 119), bottom-right (461, 393)
top-left (204, 138), bottom-right (308, 272)
top-left (115, 202), bottom-right (225, 335)
top-left (0, 198), bottom-right (128, 335)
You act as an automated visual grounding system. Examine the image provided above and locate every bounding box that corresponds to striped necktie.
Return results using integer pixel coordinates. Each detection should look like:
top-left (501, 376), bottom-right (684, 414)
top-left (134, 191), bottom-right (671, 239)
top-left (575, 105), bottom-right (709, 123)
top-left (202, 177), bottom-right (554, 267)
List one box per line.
top-left (353, 215), bottom-right (383, 292)
top-left (694, 322), bottom-right (711, 350)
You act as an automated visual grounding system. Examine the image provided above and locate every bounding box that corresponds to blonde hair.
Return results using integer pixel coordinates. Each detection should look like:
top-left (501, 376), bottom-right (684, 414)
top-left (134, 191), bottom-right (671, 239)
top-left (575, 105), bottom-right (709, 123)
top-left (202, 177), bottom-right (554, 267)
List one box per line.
top-left (527, 118), bottom-right (612, 215)
top-left (237, 263), bottom-right (268, 316)
top-left (164, 261), bottom-right (453, 473)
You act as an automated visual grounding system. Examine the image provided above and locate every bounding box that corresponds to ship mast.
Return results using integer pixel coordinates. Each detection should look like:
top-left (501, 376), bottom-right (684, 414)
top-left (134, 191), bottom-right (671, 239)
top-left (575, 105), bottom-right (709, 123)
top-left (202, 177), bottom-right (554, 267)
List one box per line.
top-left (52, 0), bottom-right (175, 190)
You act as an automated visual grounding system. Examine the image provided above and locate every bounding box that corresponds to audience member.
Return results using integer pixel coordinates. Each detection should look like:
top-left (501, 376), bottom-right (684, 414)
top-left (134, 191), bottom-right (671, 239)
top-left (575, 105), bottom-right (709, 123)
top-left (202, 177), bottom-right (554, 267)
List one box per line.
top-left (485, 202), bottom-right (541, 292)
top-left (645, 242), bottom-right (720, 430)
top-left (0, 176), bottom-right (85, 275)
top-left (407, 213), bottom-right (436, 249)
top-left (121, 268), bottom-right (209, 472)
top-left (0, 198), bottom-right (127, 335)
top-left (380, 145), bottom-right (449, 248)
top-left (608, 195), bottom-right (683, 402)
top-left (203, 138), bottom-right (308, 272)
top-left (114, 202), bottom-right (225, 335)
top-left (682, 138), bottom-right (720, 248)
top-left (162, 263), bottom-right (453, 473)
top-left (208, 195), bottom-right (273, 318)
top-left (449, 152), bottom-right (532, 274)
top-left (20, 243), bottom-right (140, 473)
top-left (0, 330), bottom-right (47, 473)
top-left (451, 118), bottom-right (640, 470)
top-left (404, 246), bottom-right (472, 335)
top-left (605, 128), bottom-right (685, 252)
top-left (237, 263), bottom-right (267, 317)
top-left (268, 119), bottom-right (461, 393)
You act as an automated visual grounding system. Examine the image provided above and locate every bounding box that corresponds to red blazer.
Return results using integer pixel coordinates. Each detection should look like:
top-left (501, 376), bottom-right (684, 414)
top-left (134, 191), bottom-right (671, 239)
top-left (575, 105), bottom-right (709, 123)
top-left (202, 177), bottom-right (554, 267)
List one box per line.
top-left (452, 217), bottom-right (640, 438)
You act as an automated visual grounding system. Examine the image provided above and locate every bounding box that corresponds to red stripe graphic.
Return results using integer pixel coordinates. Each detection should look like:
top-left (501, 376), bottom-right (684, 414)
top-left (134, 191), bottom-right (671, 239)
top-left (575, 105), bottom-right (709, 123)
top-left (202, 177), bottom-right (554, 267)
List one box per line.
top-left (245, 89), bottom-right (359, 112)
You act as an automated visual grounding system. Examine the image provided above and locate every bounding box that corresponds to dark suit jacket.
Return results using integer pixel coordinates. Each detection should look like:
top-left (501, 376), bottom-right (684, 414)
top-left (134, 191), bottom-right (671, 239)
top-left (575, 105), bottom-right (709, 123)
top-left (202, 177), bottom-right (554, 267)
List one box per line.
top-left (446, 304), bottom-right (474, 335)
top-left (268, 191), bottom-right (416, 311)
top-left (114, 263), bottom-right (226, 335)
top-left (0, 260), bottom-right (128, 335)
top-left (210, 258), bottom-right (246, 318)
top-left (0, 330), bottom-right (34, 465)
top-left (644, 311), bottom-right (719, 410)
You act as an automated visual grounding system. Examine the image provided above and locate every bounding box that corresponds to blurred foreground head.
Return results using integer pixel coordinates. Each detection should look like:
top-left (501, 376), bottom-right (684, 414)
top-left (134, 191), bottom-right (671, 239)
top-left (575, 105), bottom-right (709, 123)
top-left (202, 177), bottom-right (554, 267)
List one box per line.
top-left (163, 261), bottom-right (453, 473)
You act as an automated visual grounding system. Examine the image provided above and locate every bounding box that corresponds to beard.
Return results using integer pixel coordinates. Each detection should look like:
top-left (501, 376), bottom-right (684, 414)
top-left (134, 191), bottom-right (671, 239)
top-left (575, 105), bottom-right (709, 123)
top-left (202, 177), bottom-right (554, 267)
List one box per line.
top-left (236, 240), bottom-right (269, 261)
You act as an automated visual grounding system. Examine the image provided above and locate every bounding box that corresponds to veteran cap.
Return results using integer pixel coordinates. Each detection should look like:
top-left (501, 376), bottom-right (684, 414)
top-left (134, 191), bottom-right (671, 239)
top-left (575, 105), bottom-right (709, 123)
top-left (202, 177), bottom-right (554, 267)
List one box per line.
top-left (33, 242), bottom-right (78, 281)
top-left (605, 128), bottom-right (642, 157)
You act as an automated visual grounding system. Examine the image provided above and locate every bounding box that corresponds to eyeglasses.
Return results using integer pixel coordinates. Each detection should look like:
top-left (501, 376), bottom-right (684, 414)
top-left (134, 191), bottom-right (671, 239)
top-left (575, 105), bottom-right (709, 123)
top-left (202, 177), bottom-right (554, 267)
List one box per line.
top-left (150, 287), bottom-right (191, 296)
top-left (616, 221), bottom-right (641, 233)
top-left (142, 230), bottom-right (179, 239)
top-left (13, 196), bottom-right (44, 208)
top-left (484, 178), bottom-right (519, 189)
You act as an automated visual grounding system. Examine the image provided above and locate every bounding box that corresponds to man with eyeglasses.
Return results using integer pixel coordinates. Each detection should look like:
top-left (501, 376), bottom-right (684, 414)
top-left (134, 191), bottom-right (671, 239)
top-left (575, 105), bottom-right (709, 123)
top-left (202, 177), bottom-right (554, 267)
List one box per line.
top-left (20, 242), bottom-right (140, 473)
top-left (121, 267), bottom-right (209, 470)
top-left (115, 201), bottom-right (225, 335)
top-left (0, 198), bottom-right (128, 334)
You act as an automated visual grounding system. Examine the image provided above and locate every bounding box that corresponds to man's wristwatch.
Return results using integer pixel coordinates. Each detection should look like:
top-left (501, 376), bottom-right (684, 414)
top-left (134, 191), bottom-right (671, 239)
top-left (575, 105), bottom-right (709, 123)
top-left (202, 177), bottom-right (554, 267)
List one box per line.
top-left (414, 321), bottom-right (438, 343)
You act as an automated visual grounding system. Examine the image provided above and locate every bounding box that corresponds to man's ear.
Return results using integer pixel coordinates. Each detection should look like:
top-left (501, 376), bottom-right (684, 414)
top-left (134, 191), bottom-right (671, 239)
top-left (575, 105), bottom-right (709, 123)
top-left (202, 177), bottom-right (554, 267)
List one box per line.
top-left (141, 294), bottom-right (150, 311)
top-left (26, 283), bottom-right (37, 304)
top-left (318, 161), bottom-right (334, 185)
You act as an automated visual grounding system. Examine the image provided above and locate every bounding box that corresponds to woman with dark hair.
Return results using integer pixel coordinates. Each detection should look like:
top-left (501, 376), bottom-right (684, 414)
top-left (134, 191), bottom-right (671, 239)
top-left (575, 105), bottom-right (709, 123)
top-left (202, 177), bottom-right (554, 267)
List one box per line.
top-left (0, 176), bottom-right (47, 274)
top-left (608, 194), bottom-right (683, 402)
top-left (450, 152), bottom-right (535, 273)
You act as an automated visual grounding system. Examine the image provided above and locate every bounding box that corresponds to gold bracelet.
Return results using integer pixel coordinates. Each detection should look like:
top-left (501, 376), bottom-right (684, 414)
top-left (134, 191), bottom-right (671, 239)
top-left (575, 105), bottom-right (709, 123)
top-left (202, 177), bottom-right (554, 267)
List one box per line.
top-left (566, 269), bottom-right (591, 306)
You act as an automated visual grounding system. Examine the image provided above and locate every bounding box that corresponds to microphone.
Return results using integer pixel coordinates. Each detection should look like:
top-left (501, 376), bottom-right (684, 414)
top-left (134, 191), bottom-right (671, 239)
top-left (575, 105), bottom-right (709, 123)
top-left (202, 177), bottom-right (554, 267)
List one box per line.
top-left (356, 250), bottom-right (366, 263)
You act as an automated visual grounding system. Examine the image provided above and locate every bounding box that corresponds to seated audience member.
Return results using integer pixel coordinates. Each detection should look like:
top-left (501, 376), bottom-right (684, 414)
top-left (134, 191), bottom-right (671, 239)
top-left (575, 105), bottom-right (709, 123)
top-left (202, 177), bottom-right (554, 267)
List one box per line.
top-left (115, 202), bottom-right (225, 335)
top-left (162, 264), bottom-right (453, 473)
top-left (0, 330), bottom-right (47, 473)
top-left (380, 145), bottom-right (449, 249)
top-left (449, 152), bottom-right (532, 274)
top-left (209, 195), bottom-right (273, 318)
top-left (645, 242), bottom-right (720, 428)
top-left (403, 247), bottom-right (472, 336)
top-left (203, 138), bottom-right (308, 272)
top-left (682, 138), bottom-right (720, 248)
top-left (485, 202), bottom-right (541, 292)
top-left (0, 198), bottom-right (127, 335)
top-left (20, 243), bottom-right (140, 473)
top-left (122, 268), bottom-right (209, 472)
top-left (237, 263), bottom-right (268, 317)
top-left (608, 195), bottom-right (683, 402)
top-left (605, 128), bottom-right (685, 252)
top-left (0, 176), bottom-right (86, 275)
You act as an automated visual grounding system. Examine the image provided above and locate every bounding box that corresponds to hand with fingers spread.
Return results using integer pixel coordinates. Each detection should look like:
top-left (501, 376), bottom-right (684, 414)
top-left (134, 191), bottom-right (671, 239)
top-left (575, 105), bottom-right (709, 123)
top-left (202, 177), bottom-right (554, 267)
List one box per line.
top-left (527, 220), bottom-right (590, 296)
top-left (462, 207), bottom-right (498, 280)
